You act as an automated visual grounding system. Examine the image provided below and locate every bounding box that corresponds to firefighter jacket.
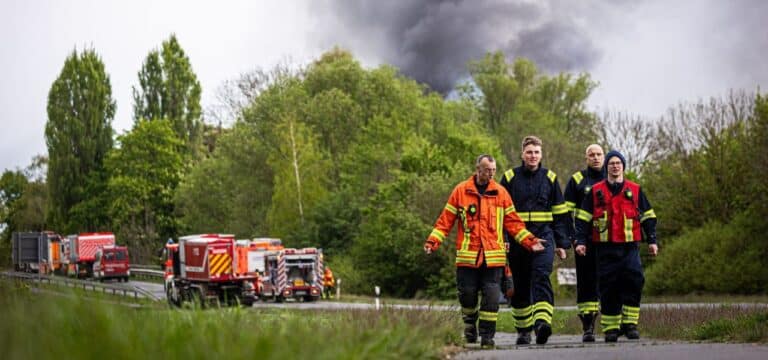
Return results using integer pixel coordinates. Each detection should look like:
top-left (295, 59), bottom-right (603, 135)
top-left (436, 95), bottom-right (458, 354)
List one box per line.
top-left (575, 180), bottom-right (657, 245)
top-left (500, 166), bottom-right (570, 249)
top-left (564, 167), bottom-right (604, 242)
top-left (323, 269), bottom-right (335, 287)
top-left (426, 175), bottom-right (536, 268)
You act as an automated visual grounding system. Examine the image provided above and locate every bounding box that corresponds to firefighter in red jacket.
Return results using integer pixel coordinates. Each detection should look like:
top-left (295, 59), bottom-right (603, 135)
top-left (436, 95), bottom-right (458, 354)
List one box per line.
top-left (425, 154), bottom-right (546, 349)
top-left (564, 144), bottom-right (605, 342)
top-left (575, 150), bottom-right (658, 342)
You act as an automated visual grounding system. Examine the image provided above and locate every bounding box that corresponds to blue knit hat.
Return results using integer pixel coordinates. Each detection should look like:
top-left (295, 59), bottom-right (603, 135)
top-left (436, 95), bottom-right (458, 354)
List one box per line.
top-left (603, 150), bottom-right (626, 177)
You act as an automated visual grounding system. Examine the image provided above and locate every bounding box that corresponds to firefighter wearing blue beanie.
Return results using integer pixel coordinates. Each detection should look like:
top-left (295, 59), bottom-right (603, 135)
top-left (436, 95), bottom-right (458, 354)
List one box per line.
top-left (574, 149), bottom-right (658, 342)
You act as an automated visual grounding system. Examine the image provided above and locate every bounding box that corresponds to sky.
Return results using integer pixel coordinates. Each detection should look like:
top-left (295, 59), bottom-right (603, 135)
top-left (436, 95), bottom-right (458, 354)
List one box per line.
top-left (1, 0), bottom-right (767, 173)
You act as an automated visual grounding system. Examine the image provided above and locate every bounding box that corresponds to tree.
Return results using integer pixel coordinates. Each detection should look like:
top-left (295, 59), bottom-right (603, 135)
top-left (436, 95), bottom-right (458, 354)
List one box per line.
top-left (46, 48), bottom-right (115, 233)
top-left (133, 34), bottom-right (203, 158)
top-left (106, 120), bottom-right (184, 261)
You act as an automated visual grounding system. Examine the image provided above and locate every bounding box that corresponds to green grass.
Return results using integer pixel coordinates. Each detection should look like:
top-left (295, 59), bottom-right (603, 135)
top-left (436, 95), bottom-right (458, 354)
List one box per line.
top-left (0, 280), bottom-right (462, 360)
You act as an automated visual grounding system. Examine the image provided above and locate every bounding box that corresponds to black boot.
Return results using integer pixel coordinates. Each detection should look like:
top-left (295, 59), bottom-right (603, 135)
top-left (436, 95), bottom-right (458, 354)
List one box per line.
top-left (579, 313), bottom-right (597, 342)
top-left (464, 323), bottom-right (478, 343)
top-left (621, 323), bottom-right (640, 340)
top-left (480, 338), bottom-right (495, 349)
top-left (534, 320), bottom-right (552, 345)
top-left (604, 329), bottom-right (620, 343)
top-left (516, 331), bottom-right (532, 345)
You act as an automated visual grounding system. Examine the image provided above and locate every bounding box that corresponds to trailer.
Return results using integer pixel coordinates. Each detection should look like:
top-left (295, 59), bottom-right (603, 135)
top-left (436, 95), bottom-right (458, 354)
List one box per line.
top-left (165, 234), bottom-right (258, 307)
top-left (12, 231), bottom-right (62, 274)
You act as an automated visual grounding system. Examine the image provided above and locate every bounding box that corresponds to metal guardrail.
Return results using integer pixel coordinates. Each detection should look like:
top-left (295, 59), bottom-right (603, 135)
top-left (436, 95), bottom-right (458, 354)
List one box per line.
top-left (131, 268), bottom-right (165, 280)
top-left (1, 271), bottom-right (160, 301)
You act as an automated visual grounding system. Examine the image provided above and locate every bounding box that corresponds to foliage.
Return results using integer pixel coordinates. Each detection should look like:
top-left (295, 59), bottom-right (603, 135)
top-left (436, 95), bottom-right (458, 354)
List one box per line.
top-left (133, 34), bottom-right (203, 159)
top-left (465, 51), bottom-right (600, 179)
top-left (105, 119), bottom-right (184, 261)
top-left (45, 48), bottom-right (115, 234)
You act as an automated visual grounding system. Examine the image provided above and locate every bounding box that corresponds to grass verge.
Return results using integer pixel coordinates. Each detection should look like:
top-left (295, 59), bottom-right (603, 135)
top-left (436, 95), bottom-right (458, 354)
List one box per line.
top-left (0, 279), bottom-right (462, 360)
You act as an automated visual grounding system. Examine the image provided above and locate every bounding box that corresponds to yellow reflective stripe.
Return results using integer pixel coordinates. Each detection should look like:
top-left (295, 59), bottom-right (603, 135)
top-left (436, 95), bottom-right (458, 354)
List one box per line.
top-left (624, 214), bottom-right (634, 242)
top-left (601, 314), bottom-right (622, 332)
top-left (511, 305), bottom-right (533, 316)
top-left (462, 307), bottom-right (478, 315)
top-left (429, 229), bottom-right (445, 243)
top-left (444, 203), bottom-right (457, 214)
top-left (496, 207), bottom-right (504, 250)
top-left (517, 212), bottom-right (554, 222)
top-left (577, 302), bottom-right (600, 314)
top-left (504, 205), bottom-right (516, 214)
top-left (514, 229), bottom-right (532, 243)
top-left (575, 209), bottom-right (592, 222)
top-left (479, 310), bottom-right (498, 322)
top-left (485, 247), bottom-right (507, 265)
top-left (551, 203), bottom-right (568, 215)
top-left (622, 306), bottom-right (640, 324)
top-left (598, 213), bottom-right (609, 242)
top-left (455, 250), bottom-right (478, 265)
top-left (640, 209), bottom-right (656, 222)
top-left (565, 201), bottom-right (576, 212)
top-left (486, 257), bottom-right (506, 266)
top-left (533, 301), bottom-right (554, 313)
top-left (504, 169), bottom-right (515, 182)
top-left (546, 170), bottom-right (556, 183)
top-left (572, 171), bottom-right (583, 184)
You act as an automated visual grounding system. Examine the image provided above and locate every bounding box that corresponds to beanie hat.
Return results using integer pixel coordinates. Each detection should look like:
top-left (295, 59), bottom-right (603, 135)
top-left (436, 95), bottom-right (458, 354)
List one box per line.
top-left (603, 150), bottom-right (626, 177)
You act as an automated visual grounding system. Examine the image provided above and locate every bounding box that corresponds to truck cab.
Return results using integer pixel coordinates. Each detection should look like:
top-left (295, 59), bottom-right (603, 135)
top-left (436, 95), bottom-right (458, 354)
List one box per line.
top-left (93, 245), bottom-right (130, 282)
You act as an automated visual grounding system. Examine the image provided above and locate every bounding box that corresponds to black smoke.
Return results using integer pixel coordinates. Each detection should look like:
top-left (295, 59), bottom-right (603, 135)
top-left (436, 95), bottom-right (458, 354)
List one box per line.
top-left (310, 0), bottom-right (606, 94)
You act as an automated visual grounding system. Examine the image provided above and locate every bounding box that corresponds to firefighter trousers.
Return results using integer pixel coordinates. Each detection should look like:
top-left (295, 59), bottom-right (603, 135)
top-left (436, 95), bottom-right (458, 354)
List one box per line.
top-left (575, 242), bottom-right (599, 315)
top-left (509, 239), bottom-right (554, 331)
top-left (457, 264), bottom-right (503, 341)
top-left (595, 242), bottom-right (644, 333)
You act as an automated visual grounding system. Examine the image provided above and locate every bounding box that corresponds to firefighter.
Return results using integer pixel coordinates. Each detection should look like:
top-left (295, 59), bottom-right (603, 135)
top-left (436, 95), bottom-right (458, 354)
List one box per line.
top-left (500, 136), bottom-right (570, 345)
top-left (575, 150), bottom-right (658, 342)
top-left (425, 154), bottom-right (546, 349)
top-left (323, 267), bottom-right (335, 299)
top-left (564, 144), bottom-right (605, 342)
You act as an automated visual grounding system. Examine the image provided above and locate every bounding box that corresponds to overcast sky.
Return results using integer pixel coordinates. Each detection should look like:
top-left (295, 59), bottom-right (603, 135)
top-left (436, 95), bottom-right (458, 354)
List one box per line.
top-left (2, 0), bottom-right (766, 172)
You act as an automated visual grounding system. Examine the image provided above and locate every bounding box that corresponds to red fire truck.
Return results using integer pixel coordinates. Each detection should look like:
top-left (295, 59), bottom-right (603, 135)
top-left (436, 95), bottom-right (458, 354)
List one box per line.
top-left (246, 238), bottom-right (324, 302)
top-left (165, 234), bottom-right (258, 307)
top-left (62, 233), bottom-right (116, 278)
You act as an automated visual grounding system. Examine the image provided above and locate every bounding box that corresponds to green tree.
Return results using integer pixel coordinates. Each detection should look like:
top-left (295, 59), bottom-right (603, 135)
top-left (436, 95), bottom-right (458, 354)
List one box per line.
top-left (133, 34), bottom-right (203, 158)
top-left (45, 48), bottom-right (115, 233)
top-left (106, 120), bottom-right (184, 261)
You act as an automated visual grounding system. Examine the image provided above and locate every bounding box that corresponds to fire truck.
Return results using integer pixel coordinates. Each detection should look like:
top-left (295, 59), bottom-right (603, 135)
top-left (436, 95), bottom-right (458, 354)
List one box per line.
top-left (247, 238), bottom-right (324, 302)
top-left (61, 233), bottom-right (116, 278)
top-left (164, 234), bottom-right (258, 307)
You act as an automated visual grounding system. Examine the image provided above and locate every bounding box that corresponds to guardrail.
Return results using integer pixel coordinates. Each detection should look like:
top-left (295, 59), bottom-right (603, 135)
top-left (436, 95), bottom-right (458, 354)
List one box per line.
top-left (1, 271), bottom-right (160, 301)
top-left (131, 268), bottom-right (165, 280)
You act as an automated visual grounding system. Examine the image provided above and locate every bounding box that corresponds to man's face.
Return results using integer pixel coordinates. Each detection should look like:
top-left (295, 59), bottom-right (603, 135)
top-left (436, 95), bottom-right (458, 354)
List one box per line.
top-left (606, 157), bottom-right (624, 178)
top-left (476, 158), bottom-right (496, 184)
top-left (586, 146), bottom-right (604, 171)
top-left (522, 144), bottom-right (542, 170)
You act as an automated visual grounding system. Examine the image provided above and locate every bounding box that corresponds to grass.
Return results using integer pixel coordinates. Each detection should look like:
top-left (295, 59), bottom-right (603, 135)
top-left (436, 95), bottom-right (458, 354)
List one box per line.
top-left (0, 280), bottom-right (462, 360)
top-left (496, 304), bottom-right (768, 343)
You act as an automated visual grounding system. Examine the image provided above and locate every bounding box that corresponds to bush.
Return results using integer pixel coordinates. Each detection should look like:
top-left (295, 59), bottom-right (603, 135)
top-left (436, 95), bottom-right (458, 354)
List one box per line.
top-left (646, 210), bottom-right (768, 294)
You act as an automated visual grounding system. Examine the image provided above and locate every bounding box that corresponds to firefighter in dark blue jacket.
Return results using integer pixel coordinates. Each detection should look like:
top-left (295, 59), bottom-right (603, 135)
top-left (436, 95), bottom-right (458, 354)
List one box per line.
top-left (500, 135), bottom-right (570, 345)
top-left (564, 144), bottom-right (604, 342)
top-left (575, 150), bottom-right (658, 342)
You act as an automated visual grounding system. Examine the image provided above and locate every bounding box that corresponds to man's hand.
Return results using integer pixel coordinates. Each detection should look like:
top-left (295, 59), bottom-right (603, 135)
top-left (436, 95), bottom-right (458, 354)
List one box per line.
top-left (575, 244), bottom-right (587, 256)
top-left (521, 237), bottom-right (547, 252)
top-left (648, 243), bottom-right (658, 256)
top-left (555, 248), bottom-right (567, 260)
top-left (424, 239), bottom-right (439, 255)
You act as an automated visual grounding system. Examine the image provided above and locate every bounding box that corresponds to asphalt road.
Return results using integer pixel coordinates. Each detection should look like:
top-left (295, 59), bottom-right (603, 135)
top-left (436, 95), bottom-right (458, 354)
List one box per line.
top-left (457, 334), bottom-right (768, 360)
